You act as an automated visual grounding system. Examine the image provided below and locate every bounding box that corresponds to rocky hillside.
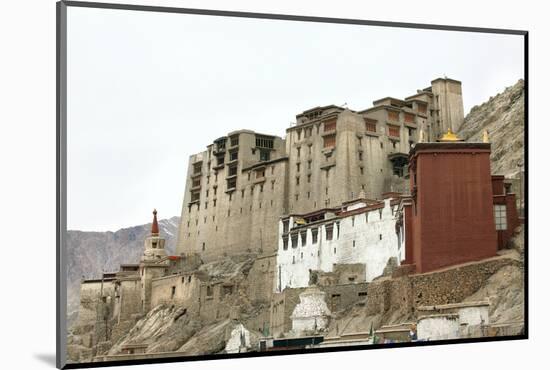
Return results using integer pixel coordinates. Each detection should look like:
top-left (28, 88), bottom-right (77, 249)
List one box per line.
top-left (458, 79), bottom-right (525, 176)
top-left (66, 217), bottom-right (180, 327)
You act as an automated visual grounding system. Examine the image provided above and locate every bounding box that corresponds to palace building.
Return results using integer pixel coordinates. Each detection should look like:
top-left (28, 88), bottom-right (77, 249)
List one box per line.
top-left (176, 78), bottom-right (466, 261)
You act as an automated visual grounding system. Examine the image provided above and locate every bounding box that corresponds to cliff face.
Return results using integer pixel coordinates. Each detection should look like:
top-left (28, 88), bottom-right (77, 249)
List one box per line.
top-left (458, 79), bottom-right (525, 176)
top-left (66, 217), bottom-right (180, 327)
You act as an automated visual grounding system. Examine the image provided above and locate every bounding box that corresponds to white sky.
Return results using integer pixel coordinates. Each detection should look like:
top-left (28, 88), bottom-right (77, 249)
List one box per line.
top-left (67, 6), bottom-right (524, 231)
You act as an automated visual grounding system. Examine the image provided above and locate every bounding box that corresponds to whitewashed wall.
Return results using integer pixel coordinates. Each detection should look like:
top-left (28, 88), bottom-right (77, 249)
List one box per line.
top-left (275, 199), bottom-right (402, 292)
top-left (458, 306), bottom-right (490, 326)
top-left (417, 315), bottom-right (460, 341)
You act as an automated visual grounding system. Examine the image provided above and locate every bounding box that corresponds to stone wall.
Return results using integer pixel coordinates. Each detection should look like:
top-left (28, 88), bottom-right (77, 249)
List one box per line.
top-left (363, 257), bottom-right (521, 323)
top-left (150, 273), bottom-right (201, 310)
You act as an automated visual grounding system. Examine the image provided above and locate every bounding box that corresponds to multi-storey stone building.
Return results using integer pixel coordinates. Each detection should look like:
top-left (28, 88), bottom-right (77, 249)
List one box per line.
top-left (176, 78), bottom-right (465, 261)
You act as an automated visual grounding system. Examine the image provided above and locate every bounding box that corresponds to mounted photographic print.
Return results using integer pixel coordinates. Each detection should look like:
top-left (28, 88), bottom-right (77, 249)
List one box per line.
top-left (56, 1), bottom-right (528, 368)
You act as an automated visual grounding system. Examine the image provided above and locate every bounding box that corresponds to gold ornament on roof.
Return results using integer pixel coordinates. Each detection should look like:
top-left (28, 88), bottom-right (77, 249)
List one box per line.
top-left (438, 128), bottom-right (463, 142)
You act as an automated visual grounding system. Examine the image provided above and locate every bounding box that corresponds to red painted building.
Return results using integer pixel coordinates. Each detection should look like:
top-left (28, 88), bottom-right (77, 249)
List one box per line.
top-left (400, 138), bottom-right (519, 273)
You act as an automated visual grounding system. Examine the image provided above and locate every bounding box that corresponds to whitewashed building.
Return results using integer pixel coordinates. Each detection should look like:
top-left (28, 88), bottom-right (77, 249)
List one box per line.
top-left (275, 195), bottom-right (404, 292)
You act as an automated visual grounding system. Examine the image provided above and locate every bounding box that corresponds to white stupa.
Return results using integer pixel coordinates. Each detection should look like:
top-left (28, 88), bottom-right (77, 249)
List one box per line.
top-left (291, 286), bottom-right (331, 334)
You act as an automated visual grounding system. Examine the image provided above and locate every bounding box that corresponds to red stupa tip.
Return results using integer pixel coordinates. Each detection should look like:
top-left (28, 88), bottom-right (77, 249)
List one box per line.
top-left (151, 208), bottom-right (159, 235)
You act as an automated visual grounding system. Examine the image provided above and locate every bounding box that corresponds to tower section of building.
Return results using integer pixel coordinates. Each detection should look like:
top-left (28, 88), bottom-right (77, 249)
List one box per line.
top-left (176, 130), bottom-right (288, 261)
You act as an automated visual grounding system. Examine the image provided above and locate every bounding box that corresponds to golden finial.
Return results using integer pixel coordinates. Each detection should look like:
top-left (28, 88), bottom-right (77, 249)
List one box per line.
top-left (483, 129), bottom-right (489, 143)
top-left (438, 128), bottom-right (463, 142)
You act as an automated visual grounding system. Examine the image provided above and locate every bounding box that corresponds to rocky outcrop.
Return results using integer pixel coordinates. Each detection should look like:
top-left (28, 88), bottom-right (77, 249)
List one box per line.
top-left (458, 79), bottom-right (525, 177)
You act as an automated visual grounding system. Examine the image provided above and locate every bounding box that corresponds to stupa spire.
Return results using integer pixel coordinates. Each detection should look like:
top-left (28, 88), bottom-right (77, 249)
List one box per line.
top-left (151, 209), bottom-right (159, 236)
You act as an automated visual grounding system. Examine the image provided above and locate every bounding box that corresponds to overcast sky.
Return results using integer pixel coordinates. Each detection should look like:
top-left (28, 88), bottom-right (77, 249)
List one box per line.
top-left (67, 6), bottom-right (524, 231)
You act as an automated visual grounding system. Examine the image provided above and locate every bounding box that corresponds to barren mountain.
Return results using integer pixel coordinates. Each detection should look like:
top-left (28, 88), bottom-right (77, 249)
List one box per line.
top-left (458, 79), bottom-right (525, 176)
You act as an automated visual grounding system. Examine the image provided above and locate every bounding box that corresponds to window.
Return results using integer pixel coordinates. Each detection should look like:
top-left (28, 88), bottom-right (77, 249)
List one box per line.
top-left (353, 240), bottom-right (356, 247)
top-left (388, 125), bottom-right (400, 137)
top-left (213, 199), bottom-right (217, 207)
top-left (325, 224), bottom-right (334, 241)
top-left (193, 162), bottom-right (202, 174)
top-left (297, 147), bottom-right (301, 157)
top-left (241, 189), bottom-right (245, 197)
top-left (352, 217), bottom-right (355, 227)
top-left (324, 119), bottom-right (337, 132)
top-left (230, 135), bottom-right (239, 147)
top-left (358, 292), bottom-right (368, 297)
top-left (171, 286), bottom-right (176, 299)
top-left (359, 152), bottom-right (363, 161)
top-left (256, 169), bottom-right (265, 178)
top-left (365, 118), bottom-right (377, 133)
top-left (283, 235), bottom-right (289, 250)
top-left (291, 233), bottom-right (298, 248)
top-left (283, 220), bottom-right (289, 233)
top-left (296, 177), bottom-right (300, 185)
top-left (256, 135), bottom-right (274, 149)
top-left (296, 163), bottom-right (301, 172)
top-left (323, 134), bottom-right (336, 148)
top-left (379, 234), bottom-right (382, 240)
top-left (360, 167), bottom-right (364, 175)
top-left (494, 204), bottom-right (508, 230)
top-left (206, 286), bottom-right (213, 296)
top-left (191, 190), bottom-right (200, 202)
top-left (192, 178), bottom-right (201, 188)
top-left (404, 113), bottom-right (415, 123)
top-left (229, 150), bottom-right (238, 161)
top-left (300, 230), bottom-right (307, 246)
top-left (202, 242), bottom-right (206, 251)
top-left (260, 184), bottom-right (263, 192)
top-left (388, 110), bottom-right (400, 121)
top-left (227, 177), bottom-right (237, 189)
top-left (417, 103), bottom-right (427, 114)
top-left (311, 228), bottom-right (318, 244)
top-left (216, 154), bottom-right (224, 166)
top-left (308, 160), bottom-right (312, 170)
top-left (297, 129), bottom-right (302, 140)
top-left (228, 164), bottom-right (238, 177)
top-left (223, 285), bottom-right (233, 296)
top-left (260, 149), bottom-right (270, 162)
top-left (307, 174), bottom-right (311, 183)
top-left (271, 181), bottom-right (275, 190)
top-left (307, 191), bottom-right (310, 198)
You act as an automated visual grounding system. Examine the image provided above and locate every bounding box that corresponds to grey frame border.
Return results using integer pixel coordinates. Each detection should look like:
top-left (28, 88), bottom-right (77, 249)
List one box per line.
top-left (56, 1), bottom-right (529, 369)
